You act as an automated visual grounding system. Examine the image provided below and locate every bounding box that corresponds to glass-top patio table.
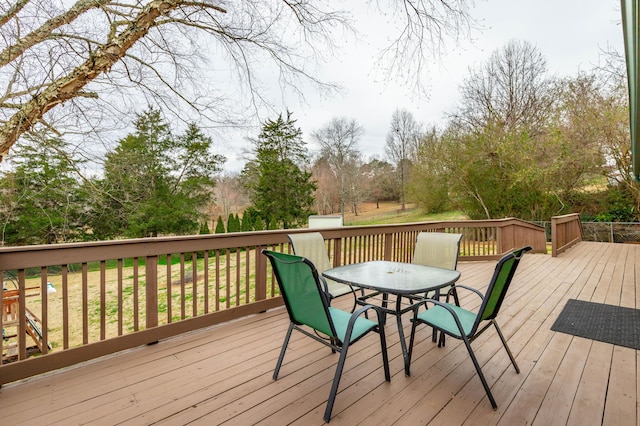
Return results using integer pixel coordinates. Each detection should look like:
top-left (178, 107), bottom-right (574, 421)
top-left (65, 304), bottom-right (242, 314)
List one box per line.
top-left (323, 260), bottom-right (460, 376)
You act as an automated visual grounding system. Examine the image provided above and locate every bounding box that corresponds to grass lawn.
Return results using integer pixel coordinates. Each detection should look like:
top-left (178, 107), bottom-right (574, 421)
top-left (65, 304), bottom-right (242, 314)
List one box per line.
top-left (343, 202), bottom-right (468, 225)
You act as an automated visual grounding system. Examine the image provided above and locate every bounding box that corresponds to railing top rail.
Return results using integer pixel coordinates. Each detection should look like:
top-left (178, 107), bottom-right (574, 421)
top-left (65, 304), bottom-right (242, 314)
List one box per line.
top-left (551, 213), bottom-right (581, 224)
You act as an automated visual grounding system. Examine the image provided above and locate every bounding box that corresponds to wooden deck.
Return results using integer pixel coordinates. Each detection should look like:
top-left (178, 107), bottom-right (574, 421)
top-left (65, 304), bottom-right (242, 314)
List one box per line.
top-left (1, 241), bottom-right (638, 425)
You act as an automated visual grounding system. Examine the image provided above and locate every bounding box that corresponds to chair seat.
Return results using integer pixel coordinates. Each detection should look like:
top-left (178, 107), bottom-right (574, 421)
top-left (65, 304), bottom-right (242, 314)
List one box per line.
top-left (416, 303), bottom-right (477, 338)
top-left (329, 307), bottom-right (378, 342)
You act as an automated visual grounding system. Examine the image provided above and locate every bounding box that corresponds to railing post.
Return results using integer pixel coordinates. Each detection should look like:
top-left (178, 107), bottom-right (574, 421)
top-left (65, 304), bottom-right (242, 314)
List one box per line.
top-left (551, 218), bottom-right (559, 257)
top-left (146, 256), bottom-right (158, 329)
top-left (331, 238), bottom-right (343, 267)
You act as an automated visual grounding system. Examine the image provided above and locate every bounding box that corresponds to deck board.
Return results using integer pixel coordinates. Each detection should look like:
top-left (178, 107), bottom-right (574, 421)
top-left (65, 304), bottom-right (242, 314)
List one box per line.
top-left (2, 241), bottom-right (639, 425)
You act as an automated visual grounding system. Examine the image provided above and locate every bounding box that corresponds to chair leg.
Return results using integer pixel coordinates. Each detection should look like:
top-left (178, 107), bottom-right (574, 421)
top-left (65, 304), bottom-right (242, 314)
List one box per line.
top-left (273, 322), bottom-right (294, 380)
top-left (324, 342), bottom-right (351, 422)
top-left (493, 320), bottom-right (520, 373)
top-left (408, 317), bottom-right (419, 373)
top-left (462, 335), bottom-right (497, 409)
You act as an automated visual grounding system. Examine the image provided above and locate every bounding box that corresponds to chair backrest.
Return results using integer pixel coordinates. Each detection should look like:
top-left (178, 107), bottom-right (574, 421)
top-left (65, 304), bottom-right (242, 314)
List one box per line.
top-left (412, 232), bottom-right (463, 270)
top-left (262, 250), bottom-right (336, 338)
top-left (478, 246), bottom-right (532, 322)
top-left (288, 232), bottom-right (332, 273)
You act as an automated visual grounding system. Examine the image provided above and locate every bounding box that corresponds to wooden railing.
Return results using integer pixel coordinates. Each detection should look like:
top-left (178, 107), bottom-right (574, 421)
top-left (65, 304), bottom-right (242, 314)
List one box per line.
top-left (0, 218), bottom-right (546, 385)
top-left (551, 213), bottom-right (583, 257)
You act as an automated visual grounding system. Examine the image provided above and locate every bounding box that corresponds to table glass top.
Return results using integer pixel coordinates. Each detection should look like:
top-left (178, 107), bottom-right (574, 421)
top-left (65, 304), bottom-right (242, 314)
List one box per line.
top-left (323, 260), bottom-right (460, 294)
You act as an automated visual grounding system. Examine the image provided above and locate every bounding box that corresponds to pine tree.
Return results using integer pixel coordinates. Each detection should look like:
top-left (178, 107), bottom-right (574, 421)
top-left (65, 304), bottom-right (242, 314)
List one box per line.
top-left (241, 111), bottom-right (316, 228)
top-left (253, 216), bottom-right (265, 231)
top-left (95, 108), bottom-right (225, 238)
top-left (227, 213), bottom-right (241, 232)
top-left (215, 216), bottom-right (226, 234)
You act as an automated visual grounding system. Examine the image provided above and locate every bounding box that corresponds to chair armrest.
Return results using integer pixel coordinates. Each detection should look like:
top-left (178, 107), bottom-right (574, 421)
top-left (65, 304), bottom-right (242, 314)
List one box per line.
top-left (451, 284), bottom-right (484, 300)
top-left (349, 304), bottom-right (386, 330)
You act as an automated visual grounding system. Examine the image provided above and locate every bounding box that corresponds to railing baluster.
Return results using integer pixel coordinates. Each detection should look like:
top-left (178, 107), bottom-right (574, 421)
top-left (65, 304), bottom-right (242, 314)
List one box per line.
top-left (179, 253), bottom-right (185, 320)
top-left (100, 261), bottom-right (106, 340)
top-left (82, 263), bottom-right (88, 344)
top-left (225, 248), bottom-right (231, 309)
top-left (215, 249), bottom-right (221, 310)
top-left (235, 249), bottom-right (241, 307)
top-left (191, 252), bottom-right (197, 318)
top-left (117, 259), bottom-right (123, 335)
top-left (166, 255), bottom-right (172, 324)
top-left (204, 251), bottom-right (209, 314)
top-left (245, 249), bottom-right (250, 304)
top-left (133, 259), bottom-right (139, 331)
top-left (40, 268), bottom-right (48, 355)
top-left (62, 265), bottom-right (68, 348)
top-left (18, 269), bottom-right (26, 360)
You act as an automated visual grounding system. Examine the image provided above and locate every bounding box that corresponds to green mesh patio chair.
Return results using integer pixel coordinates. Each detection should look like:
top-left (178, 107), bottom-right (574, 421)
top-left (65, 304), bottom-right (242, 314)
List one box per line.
top-left (262, 250), bottom-right (390, 423)
top-left (412, 232), bottom-right (463, 305)
top-left (411, 231), bottom-right (463, 344)
top-left (288, 232), bottom-right (362, 310)
top-left (407, 246), bottom-right (531, 409)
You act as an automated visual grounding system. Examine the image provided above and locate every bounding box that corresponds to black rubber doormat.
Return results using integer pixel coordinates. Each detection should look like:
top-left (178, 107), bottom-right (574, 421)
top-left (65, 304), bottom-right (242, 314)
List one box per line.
top-left (551, 299), bottom-right (640, 350)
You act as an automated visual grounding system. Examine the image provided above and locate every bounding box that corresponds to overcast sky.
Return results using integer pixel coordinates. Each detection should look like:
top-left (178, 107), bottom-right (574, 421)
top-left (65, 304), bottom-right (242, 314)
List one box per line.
top-left (219, 0), bottom-right (625, 172)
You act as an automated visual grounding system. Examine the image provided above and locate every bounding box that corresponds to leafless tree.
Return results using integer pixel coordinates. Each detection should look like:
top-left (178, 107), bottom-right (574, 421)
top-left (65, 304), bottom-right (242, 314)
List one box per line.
top-left (453, 39), bottom-right (554, 136)
top-left (0, 0), bottom-right (477, 163)
top-left (311, 157), bottom-right (340, 215)
top-left (385, 108), bottom-right (421, 210)
top-left (211, 173), bottom-right (248, 218)
top-left (312, 117), bottom-right (363, 220)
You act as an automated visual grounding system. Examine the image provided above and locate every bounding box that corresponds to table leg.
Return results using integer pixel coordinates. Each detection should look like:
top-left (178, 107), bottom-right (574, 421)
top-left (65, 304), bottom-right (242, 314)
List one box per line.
top-left (381, 293), bottom-right (389, 326)
top-left (395, 295), bottom-right (411, 376)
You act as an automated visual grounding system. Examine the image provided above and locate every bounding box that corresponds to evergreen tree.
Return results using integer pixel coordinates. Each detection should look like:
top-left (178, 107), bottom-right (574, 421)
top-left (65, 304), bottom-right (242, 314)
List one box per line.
top-left (241, 214), bottom-right (253, 232)
top-left (92, 107), bottom-right (225, 238)
top-left (199, 221), bottom-right (211, 234)
top-left (241, 112), bottom-right (317, 228)
top-left (215, 216), bottom-right (226, 233)
top-left (0, 134), bottom-right (86, 245)
top-left (268, 216), bottom-right (279, 230)
top-left (253, 216), bottom-right (265, 231)
top-left (227, 213), bottom-right (241, 232)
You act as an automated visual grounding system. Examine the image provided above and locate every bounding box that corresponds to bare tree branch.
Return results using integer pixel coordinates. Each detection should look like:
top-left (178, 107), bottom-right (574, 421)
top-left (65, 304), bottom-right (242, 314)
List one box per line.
top-left (0, 0), bottom-right (30, 28)
top-left (0, 0), bottom-right (223, 157)
top-left (0, 0), bottom-right (110, 67)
